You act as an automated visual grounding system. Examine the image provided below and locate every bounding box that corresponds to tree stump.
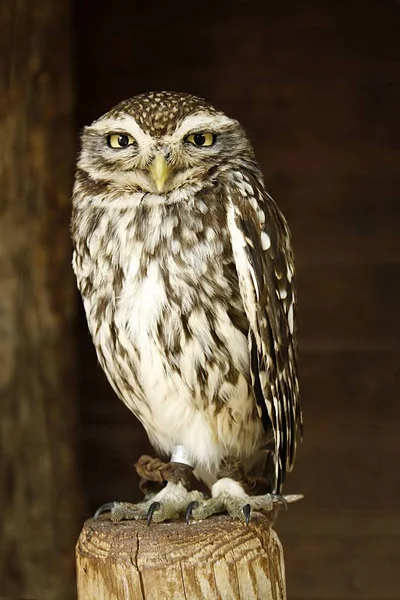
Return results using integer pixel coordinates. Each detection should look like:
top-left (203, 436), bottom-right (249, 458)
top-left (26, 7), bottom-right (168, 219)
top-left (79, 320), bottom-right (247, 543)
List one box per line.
top-left (76, 515), bottom-right (286, 600)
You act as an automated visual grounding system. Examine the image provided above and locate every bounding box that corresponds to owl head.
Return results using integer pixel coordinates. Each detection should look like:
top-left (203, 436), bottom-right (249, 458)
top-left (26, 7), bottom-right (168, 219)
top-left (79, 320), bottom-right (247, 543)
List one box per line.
top-left (76, 92), bottom-right (256, 197)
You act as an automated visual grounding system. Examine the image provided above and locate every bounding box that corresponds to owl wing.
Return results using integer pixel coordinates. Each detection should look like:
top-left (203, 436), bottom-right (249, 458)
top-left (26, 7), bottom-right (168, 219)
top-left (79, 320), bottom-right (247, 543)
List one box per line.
top-left (227, 171), bottom-right (302, 492)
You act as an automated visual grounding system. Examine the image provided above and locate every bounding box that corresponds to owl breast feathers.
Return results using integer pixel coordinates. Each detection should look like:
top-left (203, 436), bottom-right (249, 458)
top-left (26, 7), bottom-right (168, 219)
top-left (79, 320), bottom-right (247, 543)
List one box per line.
top-left (71, 91), bottom-right (302, 492)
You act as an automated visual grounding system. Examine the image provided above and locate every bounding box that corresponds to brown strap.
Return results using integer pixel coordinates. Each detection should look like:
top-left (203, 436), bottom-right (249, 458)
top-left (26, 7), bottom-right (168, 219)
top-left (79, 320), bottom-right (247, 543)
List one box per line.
top-left (135, 455), bottom-right (193, 495)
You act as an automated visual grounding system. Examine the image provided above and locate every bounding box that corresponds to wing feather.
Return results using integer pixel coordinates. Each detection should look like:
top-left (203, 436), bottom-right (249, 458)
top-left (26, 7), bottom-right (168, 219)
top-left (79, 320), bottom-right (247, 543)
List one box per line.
top-left (227, 172), bottom-right (302, 492)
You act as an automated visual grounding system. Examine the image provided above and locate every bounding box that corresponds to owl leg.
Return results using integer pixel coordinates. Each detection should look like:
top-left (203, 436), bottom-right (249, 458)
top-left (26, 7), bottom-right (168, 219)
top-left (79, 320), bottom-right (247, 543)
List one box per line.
top-left (188, 456), bottom-right (302, 524)
top-left (94, 446), bottom-right (206, 524)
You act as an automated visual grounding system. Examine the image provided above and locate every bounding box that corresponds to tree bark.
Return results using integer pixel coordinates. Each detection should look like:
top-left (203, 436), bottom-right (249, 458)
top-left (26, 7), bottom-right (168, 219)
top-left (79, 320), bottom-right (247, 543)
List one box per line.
top-left (76, 516), bottom-right (286, 600)
top-left (0, 1), bottom-right (81, 598)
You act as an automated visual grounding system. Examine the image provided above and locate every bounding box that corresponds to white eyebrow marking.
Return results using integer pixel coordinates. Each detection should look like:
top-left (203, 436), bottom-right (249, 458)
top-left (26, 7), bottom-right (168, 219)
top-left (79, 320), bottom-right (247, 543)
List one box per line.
top-left (86, 116), bottom-right (154, 148)
top-left (171, 112), bottom-right (237, 140)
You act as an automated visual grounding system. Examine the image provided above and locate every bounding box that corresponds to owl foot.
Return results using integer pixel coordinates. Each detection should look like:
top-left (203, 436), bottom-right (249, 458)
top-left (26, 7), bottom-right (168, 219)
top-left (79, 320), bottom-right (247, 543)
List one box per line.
top-left (94, 482), bottom-right (205, 525)
top-left (188, 477), bottom-right (303, 524)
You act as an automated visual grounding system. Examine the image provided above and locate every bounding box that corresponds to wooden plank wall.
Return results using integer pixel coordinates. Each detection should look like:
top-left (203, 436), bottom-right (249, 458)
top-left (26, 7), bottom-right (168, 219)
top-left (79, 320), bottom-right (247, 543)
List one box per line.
top-left (74, 1), bottom-right (400, 598)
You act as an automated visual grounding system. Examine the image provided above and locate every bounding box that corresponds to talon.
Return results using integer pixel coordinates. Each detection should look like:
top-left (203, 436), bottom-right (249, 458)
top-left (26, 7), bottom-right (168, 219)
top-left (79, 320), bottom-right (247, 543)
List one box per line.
top-left (242, 503), bottom-right (251, 526)
top-left (94, 502), bottom-right (116, 519)
top-left (147, 501), bottom-right (161, 526)
top-left (274, 494), bottom-right (288, 509)
top-left (185, 501), bottom-right (199, 524)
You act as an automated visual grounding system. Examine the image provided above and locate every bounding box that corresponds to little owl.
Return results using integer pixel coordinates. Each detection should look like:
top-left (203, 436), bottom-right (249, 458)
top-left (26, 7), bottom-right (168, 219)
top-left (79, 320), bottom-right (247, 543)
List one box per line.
top-left (71, 92), bottom-right (302, 524)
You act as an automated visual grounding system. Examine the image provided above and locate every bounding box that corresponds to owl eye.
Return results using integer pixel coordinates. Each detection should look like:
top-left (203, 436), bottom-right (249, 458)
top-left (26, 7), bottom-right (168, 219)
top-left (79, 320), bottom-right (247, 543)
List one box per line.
top-left (185, 132), bottom-right (215, 147)
top-left (107, 133), bottom-right (135, 149)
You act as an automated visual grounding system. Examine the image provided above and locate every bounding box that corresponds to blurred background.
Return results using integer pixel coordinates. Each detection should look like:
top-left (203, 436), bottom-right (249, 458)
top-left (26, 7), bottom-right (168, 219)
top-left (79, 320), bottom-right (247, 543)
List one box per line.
top-left (1, 0), bottom-right (399, 598)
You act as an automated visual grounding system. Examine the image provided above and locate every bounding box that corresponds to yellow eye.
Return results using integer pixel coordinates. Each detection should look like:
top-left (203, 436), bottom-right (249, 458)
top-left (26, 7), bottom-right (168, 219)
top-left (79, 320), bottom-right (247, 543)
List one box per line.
top-left (185, 132), bottom-right (215, 147)
top-left (107, 133), bottom-right (135, 149)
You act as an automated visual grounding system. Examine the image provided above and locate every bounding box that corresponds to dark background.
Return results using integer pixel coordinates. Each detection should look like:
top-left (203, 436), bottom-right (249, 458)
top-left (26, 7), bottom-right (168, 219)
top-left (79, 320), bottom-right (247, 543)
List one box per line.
top-left (1, 1), bottom-right (399, 599)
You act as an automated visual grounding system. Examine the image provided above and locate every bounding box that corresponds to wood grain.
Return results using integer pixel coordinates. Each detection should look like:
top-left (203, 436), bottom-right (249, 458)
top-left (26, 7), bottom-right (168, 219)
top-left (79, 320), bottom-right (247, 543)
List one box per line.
top-left (0, 1), bottom-right (81, 598)
top-left (76, 516), bottom-right (286, 600)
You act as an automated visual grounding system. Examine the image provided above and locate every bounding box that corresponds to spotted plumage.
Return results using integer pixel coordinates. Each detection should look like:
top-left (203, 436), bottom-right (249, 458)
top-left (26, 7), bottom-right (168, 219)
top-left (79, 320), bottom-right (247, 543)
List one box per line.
top-left (71, 92), bottom-right (302, 518)
top-left (104, 92), bottom-right (219, 136)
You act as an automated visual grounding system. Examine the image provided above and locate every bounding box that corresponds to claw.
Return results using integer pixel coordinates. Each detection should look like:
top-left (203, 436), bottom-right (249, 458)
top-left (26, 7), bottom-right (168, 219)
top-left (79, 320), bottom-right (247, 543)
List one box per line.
top-left (242, 503), bottom-right (251, 526)
top-left (274, 494), bottom-right (288, 509)
top-left (185, 501), bottom-right (199, 524)
top-left (147, 501), bottom-right (161, 526)
top-left (94, 502), bottom-right (116, 520)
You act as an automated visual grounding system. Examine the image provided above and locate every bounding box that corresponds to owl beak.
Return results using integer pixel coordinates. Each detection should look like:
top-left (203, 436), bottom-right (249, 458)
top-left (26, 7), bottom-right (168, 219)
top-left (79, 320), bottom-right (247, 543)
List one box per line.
top-left (149, 154), bottom-right (170, 193)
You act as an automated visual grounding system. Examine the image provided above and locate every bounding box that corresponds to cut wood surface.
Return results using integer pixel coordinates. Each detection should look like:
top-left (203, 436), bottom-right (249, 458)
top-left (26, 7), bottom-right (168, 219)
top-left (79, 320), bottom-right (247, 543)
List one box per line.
top-left (76, 515), bottom-right (286, 600)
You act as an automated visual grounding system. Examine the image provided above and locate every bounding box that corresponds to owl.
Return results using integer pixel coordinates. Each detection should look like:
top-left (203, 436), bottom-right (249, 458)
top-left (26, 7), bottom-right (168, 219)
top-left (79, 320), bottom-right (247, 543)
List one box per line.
top-left (71, 91), bottom-right (302, 524)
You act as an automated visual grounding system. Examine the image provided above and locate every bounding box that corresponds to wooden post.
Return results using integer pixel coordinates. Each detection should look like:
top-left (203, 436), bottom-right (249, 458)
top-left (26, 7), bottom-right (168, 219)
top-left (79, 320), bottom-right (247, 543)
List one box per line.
top-left (0, 0), bottom-right (81, 598)
top-left (76, 515), bottom-right (286, 599)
